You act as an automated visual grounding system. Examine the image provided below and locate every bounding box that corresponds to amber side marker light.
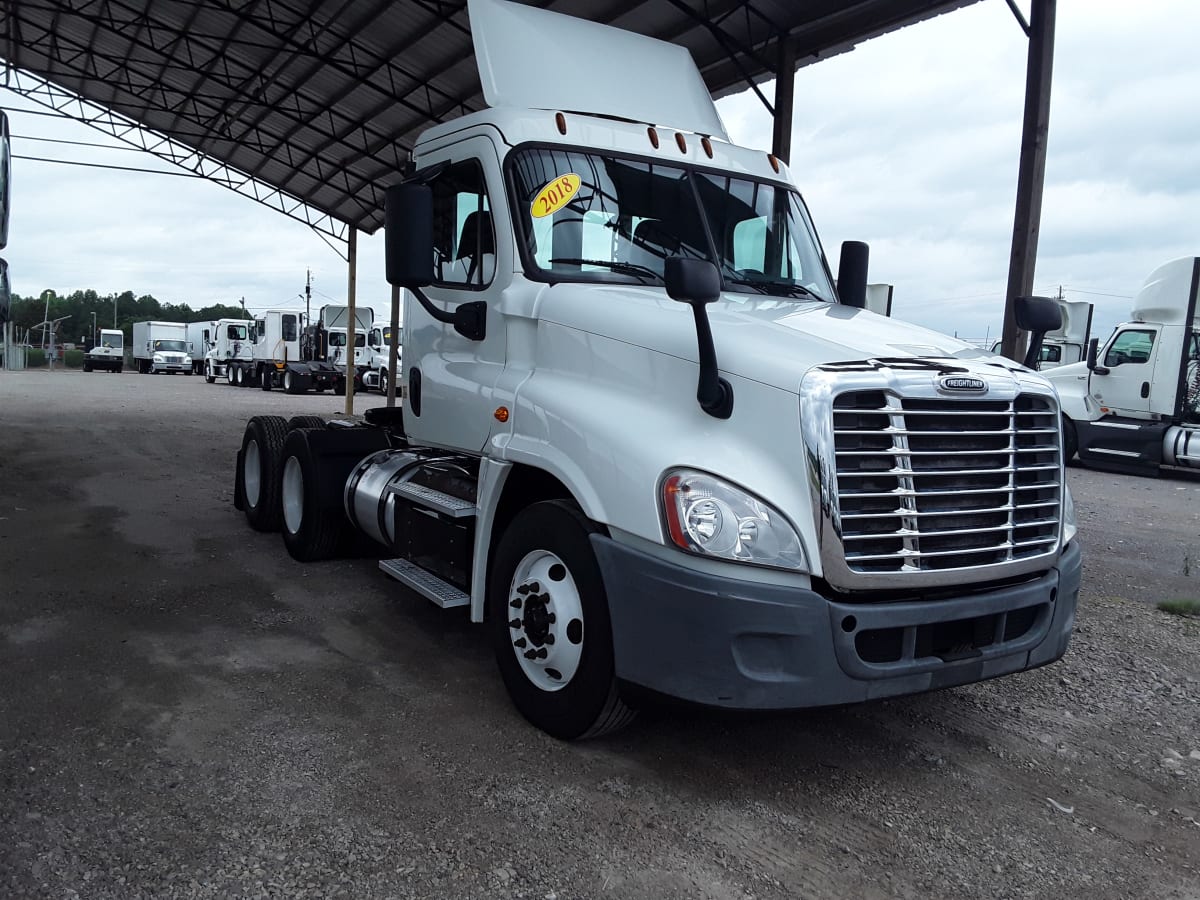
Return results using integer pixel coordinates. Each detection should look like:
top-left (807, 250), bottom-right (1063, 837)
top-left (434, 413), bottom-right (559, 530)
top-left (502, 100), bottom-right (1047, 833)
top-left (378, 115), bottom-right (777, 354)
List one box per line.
top-left (494, 406), bottom-right (510, 422)
top-left (555, 112), bottom-right (567, 135)
top-left (675, 132), bottom-right (687, 153)
top-left (768, 154), bottom-right (780, 173)
top-left (647, 127), bottom-right (660, 149)
top-left (701, 136), bottom-right (714, 158)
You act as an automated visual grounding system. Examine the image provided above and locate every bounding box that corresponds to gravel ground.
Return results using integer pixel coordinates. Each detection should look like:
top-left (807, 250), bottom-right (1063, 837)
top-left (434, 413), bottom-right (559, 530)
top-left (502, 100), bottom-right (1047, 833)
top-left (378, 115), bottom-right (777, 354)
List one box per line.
top-left (1, 368), bottom-right (1198, 900)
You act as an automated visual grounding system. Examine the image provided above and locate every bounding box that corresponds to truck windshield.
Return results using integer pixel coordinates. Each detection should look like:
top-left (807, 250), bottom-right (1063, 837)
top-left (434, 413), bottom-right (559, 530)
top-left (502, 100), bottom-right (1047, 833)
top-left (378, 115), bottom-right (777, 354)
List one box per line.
top-left (508, 146), bottom-right (834, 301)
top-left (153, 340), bottom-right (187, 352)
top-left (328, 332), bottom-right (366, 347)
top-left (100, 333), bottom-right (123, 349)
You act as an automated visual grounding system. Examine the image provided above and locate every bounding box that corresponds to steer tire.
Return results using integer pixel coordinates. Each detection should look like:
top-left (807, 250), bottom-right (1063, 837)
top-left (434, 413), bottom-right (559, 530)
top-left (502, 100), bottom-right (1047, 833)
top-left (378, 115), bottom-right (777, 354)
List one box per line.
top-left (488, 500), bottom-right (636, 740)
top-left (279, 428), bottom-right (344, 562)
top-left (261, 367), bottom-right (274, 391)
top-left (287, 415), bottom-right (326, 432)
top-left (83, 361), bottom-right (93, 372)
top-left (205, 363), bottom-right (216, 384)
top-left (115, 364), bottom-right (123, 374)
top-left (1062, 415), bottom-right (1078, 464)
top-left (239, 415), bottom-right (289, 532)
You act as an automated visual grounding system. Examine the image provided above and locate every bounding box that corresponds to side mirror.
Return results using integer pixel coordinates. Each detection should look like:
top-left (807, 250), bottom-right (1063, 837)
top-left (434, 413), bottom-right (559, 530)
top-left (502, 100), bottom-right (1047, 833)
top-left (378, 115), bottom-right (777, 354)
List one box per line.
top-left (1086, 337), bottom-right (1099, 370)
top-left (837, 241), bottom-right (869, 309)
top-left (664, 257), bottom-right (732, 419)
top-left (665, 257), bottom-right (720, 306)
top-left (1014, 295), bottom-right (1063, 370)
top-left (385, 183), bottom-right (434, 288)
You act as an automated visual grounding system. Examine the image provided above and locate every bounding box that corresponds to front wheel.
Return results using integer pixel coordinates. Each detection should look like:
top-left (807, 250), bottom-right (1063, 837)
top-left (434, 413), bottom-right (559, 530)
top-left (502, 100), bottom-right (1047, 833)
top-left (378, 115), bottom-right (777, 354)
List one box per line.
top-left (1062, 414), bottom-right (1078, 463)
top-left (205, 362), bottom-right (216, 384)
top-left (488, 500), bottom-right (635, 740)
top-left (261, 367), bottom-right (273, 391)
top-left (83, 362), bottom-right (93, 372)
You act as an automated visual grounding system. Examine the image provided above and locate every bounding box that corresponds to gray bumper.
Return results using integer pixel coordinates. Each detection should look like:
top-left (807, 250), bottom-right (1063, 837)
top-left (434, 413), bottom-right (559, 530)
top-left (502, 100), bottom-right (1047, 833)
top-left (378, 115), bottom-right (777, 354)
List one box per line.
top-left (593, 537), bottom-right (1081, 709)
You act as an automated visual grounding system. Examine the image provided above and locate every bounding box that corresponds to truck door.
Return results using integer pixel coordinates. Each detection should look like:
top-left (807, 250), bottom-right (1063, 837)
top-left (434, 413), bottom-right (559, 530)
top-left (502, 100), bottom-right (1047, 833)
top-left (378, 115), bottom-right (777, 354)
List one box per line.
top-left (403, 138), bottom-right (510, 453)
top-left (1092, 326), bottom-right (1159, 417)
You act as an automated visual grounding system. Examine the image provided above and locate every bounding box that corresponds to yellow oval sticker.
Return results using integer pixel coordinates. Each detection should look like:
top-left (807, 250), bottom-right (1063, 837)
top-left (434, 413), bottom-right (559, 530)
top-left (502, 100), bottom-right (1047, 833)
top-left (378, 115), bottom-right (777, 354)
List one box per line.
top-left (530, 173), bottom-right (581, 218)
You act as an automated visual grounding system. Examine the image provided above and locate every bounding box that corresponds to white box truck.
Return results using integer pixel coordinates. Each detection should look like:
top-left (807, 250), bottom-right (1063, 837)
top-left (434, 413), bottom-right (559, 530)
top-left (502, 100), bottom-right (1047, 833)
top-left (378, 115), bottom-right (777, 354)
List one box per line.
top-left (232, 0), bottom-right (1080, 739)
top-left (1048, 257), bottom-right (1200, 474)
top-left (132, 320), bottom-right (192, 374)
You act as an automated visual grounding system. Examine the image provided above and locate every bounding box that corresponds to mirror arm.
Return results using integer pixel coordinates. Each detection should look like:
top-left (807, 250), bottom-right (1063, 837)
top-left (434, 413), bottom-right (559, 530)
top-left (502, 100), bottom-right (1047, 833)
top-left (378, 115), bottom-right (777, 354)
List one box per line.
top-left (689, 304), bottom-right (733, 419)
top-left (411, 286), bottom-right (486, 342)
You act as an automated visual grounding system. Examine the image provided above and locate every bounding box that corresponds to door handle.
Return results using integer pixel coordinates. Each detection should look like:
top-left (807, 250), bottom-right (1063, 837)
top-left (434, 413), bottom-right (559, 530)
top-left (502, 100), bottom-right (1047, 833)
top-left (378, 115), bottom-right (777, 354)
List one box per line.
top-left (1141, 382), bottom-right (1150, 398)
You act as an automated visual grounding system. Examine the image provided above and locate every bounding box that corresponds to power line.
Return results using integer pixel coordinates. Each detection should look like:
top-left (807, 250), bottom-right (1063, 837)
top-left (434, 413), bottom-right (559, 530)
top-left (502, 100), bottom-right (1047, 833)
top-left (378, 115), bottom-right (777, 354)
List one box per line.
top-left (13, 133), bottom-right (149, 152)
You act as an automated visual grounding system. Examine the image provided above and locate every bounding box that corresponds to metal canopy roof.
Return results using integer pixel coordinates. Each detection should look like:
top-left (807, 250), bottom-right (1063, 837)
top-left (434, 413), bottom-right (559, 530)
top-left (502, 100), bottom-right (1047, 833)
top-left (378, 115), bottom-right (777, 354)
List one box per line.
top-left (0, 0), bottom-right (980, 236)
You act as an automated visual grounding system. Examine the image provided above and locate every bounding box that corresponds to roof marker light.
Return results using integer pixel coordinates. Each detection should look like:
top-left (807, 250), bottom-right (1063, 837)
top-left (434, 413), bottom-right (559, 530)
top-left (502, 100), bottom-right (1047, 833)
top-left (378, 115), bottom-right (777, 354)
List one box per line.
top-left (768, 154), bottom-right (780, 173)
top-left (647, 127), bottom-right (659, 149)
top-left (701, 136), bottom-right (713, 158)
top-left (675, 132), bottom-right (687, 153)
top-left (555, 112), bottom-right (567, 135)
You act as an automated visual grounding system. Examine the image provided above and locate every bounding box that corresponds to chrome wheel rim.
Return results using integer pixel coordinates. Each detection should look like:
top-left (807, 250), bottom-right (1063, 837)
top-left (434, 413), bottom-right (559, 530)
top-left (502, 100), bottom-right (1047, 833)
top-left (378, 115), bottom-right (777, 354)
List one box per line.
top-left (282, 455), bottom-right (304, 534)
top-left (508, 550), bottom-right (584, 692)
top-left (244, 439), bottom-right (261, 508)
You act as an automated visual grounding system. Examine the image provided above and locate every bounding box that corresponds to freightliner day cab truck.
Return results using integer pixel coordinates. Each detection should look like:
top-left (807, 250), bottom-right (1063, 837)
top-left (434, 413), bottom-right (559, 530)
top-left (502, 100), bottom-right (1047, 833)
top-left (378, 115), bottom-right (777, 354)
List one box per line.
top-left (82, 328), bottom-right (124, 373)
top-left (190, 317), bottom-right (253, 382)
top-left (362, 324), bottom-right (402, 394)
top-left (227, 305), bottom-right (368, 393)
top-left (232, 0), bottom-right (1081, 739)
top-left (1048, 257), bottom-right (1200, 474)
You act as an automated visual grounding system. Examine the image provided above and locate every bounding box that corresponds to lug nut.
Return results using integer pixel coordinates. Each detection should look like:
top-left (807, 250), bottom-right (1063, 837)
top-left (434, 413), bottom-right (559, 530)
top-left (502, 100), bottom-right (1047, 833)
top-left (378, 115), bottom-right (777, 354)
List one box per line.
top-left (510, 598), bottom-right (522, 609)
top-left (544, 634), bottom-right (555, 645)
top-left (509, 618), bottom-right (522, 629)
top-left (513, 638), bottom-right (527, 648)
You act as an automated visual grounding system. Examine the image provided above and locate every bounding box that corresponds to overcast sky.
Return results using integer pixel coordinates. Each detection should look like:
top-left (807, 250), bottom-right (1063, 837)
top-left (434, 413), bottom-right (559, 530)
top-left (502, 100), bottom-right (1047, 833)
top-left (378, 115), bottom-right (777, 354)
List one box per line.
top-left (3, 0), bottom-right (1198, 343)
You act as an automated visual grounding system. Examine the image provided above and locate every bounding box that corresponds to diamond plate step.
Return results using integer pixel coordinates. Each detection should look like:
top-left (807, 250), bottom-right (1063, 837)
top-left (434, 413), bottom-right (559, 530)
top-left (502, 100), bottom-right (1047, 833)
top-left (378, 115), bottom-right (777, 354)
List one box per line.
top-left (379, 558), bottom-right (469, 609)
top-left (387, 481), bottom-right (477, 518)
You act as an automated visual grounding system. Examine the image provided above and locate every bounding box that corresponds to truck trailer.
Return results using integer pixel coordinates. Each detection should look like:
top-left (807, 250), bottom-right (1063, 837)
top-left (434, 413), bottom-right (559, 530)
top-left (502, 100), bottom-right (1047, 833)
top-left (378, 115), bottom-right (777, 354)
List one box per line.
top-left (132, 320), bottom-right (192, 374)
top-left (1048, 257), bottom-right (1200, 474)
top-left (232, 0), bottom-right (1080, 739)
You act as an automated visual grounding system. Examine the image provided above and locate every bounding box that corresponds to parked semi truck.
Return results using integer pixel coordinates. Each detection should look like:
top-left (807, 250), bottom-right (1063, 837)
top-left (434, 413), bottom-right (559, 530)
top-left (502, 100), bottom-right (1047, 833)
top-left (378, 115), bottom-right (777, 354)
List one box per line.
top-left (361, 324), bottom-right (402, 394)
top-left (133, 320), bottom-right (192, 374)
top-left (227, 305), bottom-right (365, 393)
top-left (232, 0), bottom-right (1080, 739)
top-left (187, 318), bottom-right (253, 382)
top-left (82, 328), bottom-right (124, 373)
top-left (1048, 257), bottom-right (1200, 474)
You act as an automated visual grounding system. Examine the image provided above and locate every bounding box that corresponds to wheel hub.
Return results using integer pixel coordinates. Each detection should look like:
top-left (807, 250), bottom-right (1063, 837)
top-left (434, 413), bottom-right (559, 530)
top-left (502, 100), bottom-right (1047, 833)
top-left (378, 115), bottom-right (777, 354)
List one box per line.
top-left (507, 551), bottom-right (584, 692)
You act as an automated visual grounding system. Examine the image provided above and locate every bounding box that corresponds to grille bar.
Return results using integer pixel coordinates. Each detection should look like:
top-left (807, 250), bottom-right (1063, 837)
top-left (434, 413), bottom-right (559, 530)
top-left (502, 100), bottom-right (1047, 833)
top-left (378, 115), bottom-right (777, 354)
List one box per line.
top-left (841, 499), bottom-right (1059, 519)
top-left (842, 517), bottom-right (1059, 541)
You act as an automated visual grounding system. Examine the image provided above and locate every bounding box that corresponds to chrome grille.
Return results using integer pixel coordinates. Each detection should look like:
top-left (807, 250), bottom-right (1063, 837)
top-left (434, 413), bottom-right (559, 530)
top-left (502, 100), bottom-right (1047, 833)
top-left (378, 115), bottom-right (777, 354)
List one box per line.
top-left (832, 390), bottom-right (1061, 575)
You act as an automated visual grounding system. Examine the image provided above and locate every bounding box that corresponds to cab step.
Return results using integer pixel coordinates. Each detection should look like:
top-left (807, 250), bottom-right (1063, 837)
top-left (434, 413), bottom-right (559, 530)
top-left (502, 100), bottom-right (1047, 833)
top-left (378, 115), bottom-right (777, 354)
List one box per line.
top-left (379, 558), bottom-right (469, 609)
top-left (387, 481), bottom-right (477, 518)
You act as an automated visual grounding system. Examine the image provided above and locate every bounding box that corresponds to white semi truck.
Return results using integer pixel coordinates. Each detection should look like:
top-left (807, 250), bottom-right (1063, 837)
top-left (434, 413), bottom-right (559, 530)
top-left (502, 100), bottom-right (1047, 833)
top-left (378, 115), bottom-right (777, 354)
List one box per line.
top-left (1048, 257), bottom-right (1200, 474)
top-left (227, 305), bottom-right (366, 393)
top-left (82, 328), bottom-right (124, 373)
top-left (232, 0), bottom-right (1080, 739)
top-left (132, 320), bottom-right (192, 374)
top-left (187, 318), bottom-right (253, 382)
top-left (361, 324), bottom-right (401, 394)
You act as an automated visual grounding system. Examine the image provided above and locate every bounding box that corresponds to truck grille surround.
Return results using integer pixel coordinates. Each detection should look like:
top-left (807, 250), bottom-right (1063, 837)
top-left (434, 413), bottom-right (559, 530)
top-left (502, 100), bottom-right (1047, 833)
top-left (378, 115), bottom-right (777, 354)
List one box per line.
top-left (801, 361), bottom-right (1063, 592)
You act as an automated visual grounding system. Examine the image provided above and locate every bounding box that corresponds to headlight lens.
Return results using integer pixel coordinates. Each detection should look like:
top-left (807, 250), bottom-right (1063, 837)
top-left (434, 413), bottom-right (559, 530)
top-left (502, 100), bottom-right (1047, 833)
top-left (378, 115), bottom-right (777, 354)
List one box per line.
top-left (1062, 484), bottom-right (1077, 546)
top-left (661, 469), bottom-right (807, 571)
top-left (153, 353), bottom-right (164, 362)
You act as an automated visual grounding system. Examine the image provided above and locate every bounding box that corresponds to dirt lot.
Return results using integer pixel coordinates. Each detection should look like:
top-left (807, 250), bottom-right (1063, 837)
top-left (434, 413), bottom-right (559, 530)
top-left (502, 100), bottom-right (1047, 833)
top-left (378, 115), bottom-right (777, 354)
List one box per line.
top-left (1, 368), bottom-right (1198, 900)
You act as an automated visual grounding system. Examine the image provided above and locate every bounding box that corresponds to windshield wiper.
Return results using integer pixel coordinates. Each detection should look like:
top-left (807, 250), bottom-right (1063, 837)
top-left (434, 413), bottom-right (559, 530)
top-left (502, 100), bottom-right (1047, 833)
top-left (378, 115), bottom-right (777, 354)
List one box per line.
top-left (725, 276), bottom-right (824, 302)
top-left (548, 258), bottom-right (663, 284)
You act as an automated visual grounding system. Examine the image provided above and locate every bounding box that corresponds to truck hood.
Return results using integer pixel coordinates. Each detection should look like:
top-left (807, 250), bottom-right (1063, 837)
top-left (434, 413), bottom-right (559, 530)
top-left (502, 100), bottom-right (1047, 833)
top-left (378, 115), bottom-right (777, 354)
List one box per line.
top-left (535, 282), bottom-right (1000, 391)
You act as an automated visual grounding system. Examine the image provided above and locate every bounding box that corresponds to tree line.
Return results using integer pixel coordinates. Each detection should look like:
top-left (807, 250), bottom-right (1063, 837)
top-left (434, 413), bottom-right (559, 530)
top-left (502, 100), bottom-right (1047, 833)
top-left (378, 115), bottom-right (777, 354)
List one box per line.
top-left (7, 289), bottom-right (245, 346)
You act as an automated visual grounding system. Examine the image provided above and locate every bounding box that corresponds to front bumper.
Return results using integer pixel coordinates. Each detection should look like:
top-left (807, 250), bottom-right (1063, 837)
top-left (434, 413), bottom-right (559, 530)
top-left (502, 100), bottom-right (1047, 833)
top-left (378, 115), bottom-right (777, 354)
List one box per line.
top-left (151, 362), bottom-right (190, 373)
top-left (86, 356), bottom-right (121, 371)
top-left (594, 536), bottom-right (1081, 709)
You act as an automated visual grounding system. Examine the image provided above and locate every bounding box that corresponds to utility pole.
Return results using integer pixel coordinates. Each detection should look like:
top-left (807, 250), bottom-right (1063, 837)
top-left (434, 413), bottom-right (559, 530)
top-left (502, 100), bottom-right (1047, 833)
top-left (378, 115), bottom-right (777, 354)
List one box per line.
top-left (305, 269), bottom-right (311, 325)
top-left (113, 293), bottom-right (118, 329)
top-left (240, 296), bottom-right (246, 315)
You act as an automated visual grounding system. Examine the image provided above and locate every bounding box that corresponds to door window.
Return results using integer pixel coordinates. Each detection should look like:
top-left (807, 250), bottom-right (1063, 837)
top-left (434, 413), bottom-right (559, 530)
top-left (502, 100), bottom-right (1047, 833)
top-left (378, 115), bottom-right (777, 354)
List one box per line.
top-left (1104, 329), bottom-right (1155, 367)
top-left (282, 315), bottom-right (298, 342)
top-left (430, 160), bottom-right (494, 289)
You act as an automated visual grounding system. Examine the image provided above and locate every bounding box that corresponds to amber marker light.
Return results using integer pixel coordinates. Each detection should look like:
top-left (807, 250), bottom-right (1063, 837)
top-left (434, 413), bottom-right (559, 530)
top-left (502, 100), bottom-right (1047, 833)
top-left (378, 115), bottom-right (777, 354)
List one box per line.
top-left (555, 112), bottom-right (567, 135)
top-left (701, 136), bottom-right (713, 158)
top-left (647, 127), bottom-right (659, 148)
top-left (494, 406), bottom-right (510, 422)
top-left (768, 154), bottom-right (780, 173)
top-left (675, 132), bottom-right (687, 153)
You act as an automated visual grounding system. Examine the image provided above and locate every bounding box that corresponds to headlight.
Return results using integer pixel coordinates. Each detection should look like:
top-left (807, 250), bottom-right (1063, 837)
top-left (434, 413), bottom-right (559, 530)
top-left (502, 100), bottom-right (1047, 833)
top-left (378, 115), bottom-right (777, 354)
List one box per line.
top-left (153, 353), bottom-right (165, 362)
top-left (1062, 484), bottom-right (1077, 546)
top-left (661, 469), bottom-right (807, 571)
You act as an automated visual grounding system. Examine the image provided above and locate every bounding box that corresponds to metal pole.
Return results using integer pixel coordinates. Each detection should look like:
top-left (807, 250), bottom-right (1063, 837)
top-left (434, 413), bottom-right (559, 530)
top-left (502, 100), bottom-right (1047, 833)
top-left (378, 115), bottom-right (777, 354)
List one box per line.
top-left (771, 36), bottom-right (796, 164)
top-left (1000, 0), bottom-right (1056, 363)
top-left (345, 229), bottom-right (358, 416)
top-left (387, 283), bottom-right (400, 408)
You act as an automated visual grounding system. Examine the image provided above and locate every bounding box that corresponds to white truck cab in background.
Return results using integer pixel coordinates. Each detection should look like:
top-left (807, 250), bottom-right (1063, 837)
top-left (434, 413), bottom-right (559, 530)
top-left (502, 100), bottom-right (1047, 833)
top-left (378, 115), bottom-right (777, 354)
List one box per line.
top-left (1048, 257), bottom-right (1200, 474)
top-left (189, 318), bottom-right (253, 382)
top-left (132, 320), bottom-right (191, 374)
top-left (992, 298), bottom-right (1093, 370)
top-left (362, 324), bottom-right (402, 393)
top-left (83, 328), bottom-right (124, 373)
top-left (234, 0), bottom-right (1081, 740)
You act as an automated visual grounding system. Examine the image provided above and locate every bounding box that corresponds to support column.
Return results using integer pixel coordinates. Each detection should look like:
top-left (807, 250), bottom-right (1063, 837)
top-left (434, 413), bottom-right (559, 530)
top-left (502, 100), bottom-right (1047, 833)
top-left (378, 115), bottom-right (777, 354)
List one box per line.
top-left (771, 36), bottom-right (796, 164)
top-left (1001, 0), bottom-right (1056, 363)
top-left (345, 228), bottom-right (358, 416)
top-left (387, 283), bottom-right (400, 408)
